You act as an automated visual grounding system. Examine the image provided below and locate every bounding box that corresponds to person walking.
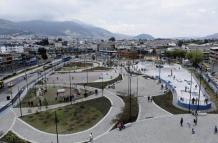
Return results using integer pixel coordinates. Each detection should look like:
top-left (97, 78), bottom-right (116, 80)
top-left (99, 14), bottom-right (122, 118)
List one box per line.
top-left (180, 117), bottom-right (183, 127)
top-left (214, 126), bottom-right (218, 134)
top-left (193, 118), bottom-right (197, 126)
top-left (192, 128), bottom-right (195, 134)
top-left (89, 132), bottom-right (93, 143)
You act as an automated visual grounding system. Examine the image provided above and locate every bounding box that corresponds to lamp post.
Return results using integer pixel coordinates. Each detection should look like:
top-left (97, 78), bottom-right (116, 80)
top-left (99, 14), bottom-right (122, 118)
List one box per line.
top-left (102, 73), bottom-right (104, 97)
top-left (196, 67), bottom-right (202, 123)
top-left (129, 73), bottom-right (132, 122)
top-left (69, 72), bottom-right (72, 104)
top-left (25, 71), bottom-right (28, 90)
top-left (137, 76), bottom-right (139, 98)
top-left (55, 111), bottom-right (59, 143)
top-left (10, 86), bottom-right (13, 105)
top-left (189, 72), bottom-right (193, 113)
top-left (18, 86), bottom-right (22, 117)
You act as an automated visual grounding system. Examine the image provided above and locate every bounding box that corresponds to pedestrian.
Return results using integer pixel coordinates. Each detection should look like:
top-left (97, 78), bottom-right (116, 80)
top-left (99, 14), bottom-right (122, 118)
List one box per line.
top-left (192, 128), bottom-right (195, 134)
top-left (192, 98), bottom-right (195, 104)
top-left (89, 132), bottom-right (93, 143)
top-left (214, 126), bottom-right (218, 134)
top-left (150, 96), bottom-right (153, 102)
top-left (148, 96), bottom-right (150, 102)
top-left (180, 117), bottom-right (183, 127)
top-left (193, 118), bottom-right (197, 126)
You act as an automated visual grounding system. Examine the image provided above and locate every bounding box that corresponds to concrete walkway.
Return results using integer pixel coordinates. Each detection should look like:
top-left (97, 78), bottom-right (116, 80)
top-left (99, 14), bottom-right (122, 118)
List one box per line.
top-left (109, 67), bottom-right (170, 121)
top-left (11, 89), bottom-right (124, 143)
top-left (0, 109), bottom-right (16, 138)
top-left (95, 114), bottom-right (218, 143)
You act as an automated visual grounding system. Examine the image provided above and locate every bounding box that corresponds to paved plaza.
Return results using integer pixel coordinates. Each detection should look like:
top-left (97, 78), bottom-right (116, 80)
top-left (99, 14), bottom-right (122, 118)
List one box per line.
top-left (0, 60), bottom-right (218, 143)
top-left (95, 114), bottom-right (218, 143)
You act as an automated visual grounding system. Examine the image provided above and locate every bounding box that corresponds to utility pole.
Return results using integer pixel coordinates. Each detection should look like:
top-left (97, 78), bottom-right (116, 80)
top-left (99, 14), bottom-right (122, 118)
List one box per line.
top-left (69, 72), bottom-right (72, 104)
top-left (189, 72), bottom-right (192, 113)
top-left (137, 76), bottom-right (139, 98)
top-left (55, 111), bottom-right (59, 143)
top-left (25, 71), bottom-right (28, 90)
top-left (129, 73), bottom-right (132, 122)
top-left (158, 65), bottom-right (161, 82)
top-left (102, 73), bottom-right (104, 97)
top-left (196, 67), bottom-right (202, 123)
top-left (197, 70), bottom-right (202, 111)
top-left (18, 86), bottom-right (22, 117)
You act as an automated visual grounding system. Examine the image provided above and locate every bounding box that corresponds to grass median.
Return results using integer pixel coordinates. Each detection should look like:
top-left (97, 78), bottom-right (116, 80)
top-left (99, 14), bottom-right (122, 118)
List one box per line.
top-left (20, 97), bottom-right (111, 134)
top-left (153, 91), bottom-right (189, 114)
top-left (0, 131), bottom-right (30, 143)
top-left (113, 95), bottom-right (138, 125)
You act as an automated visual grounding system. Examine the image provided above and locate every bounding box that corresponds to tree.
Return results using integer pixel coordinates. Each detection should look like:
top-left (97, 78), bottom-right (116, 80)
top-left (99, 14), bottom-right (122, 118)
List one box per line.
top-left (38, 48), bottom-right (48, 60)
top-left (186, 50), bottom-right (203, 67)
top-left (177, 40), bottom-right (183, 47)
top-left (109, 37), bottom-right (116, 42)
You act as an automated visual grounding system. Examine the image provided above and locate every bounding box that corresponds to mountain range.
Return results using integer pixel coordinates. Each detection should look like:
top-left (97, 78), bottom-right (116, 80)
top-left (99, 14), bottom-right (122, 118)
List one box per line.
top-left (205, 33), bottom-right (218, 39)
top-left (0, 19), bottom-right (154, 40)
top-left (1, 19), bottom-right (217, 40)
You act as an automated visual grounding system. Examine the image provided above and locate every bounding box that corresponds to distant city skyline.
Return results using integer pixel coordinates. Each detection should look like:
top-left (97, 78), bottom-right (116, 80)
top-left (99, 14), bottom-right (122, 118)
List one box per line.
top-left (0, 0), bottom-right (218, 38)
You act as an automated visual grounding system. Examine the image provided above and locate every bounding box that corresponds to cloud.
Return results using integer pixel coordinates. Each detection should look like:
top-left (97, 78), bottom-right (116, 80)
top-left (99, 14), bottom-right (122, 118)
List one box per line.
top-left (0, 0), bottom-right (218, 37)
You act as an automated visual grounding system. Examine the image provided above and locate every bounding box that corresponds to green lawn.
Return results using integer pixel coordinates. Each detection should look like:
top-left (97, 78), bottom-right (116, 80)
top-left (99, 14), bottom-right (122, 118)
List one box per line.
top-left (18, 86), bottom-right (93, 108)
top-left (0, 131), bottom-right (30, 143)
top-left (114, 95), bottom-right (138, 124)
top-left (153, 91), bottom-right (189, 114)
top-left (80, 74), bottom-right (123, 89)
top-left (21, 97), bottom-right (111, 134)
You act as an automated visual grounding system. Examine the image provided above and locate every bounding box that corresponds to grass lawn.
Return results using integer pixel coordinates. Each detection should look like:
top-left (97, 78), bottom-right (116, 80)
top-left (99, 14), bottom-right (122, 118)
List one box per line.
top-left (18, 86), bottom-right (93, 108)
top-left (80, 74), bottom-right (123, 89)
top-left (153, 91), bottom-right (189, 114)
top-left (192, 70), bottom-right (218, 113)
top-left (0, 131), bottom-right (30, 143)
top-left (21, 97), bottom-right (111, 134)
top-left (114, 95), bottom-right (138, 124)
top-left (82, 66), bottom-right (112, 72)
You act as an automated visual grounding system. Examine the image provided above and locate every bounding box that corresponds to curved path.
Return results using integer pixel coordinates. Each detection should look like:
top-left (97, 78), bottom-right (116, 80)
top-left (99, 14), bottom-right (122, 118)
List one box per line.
top-left (11, 89), bottom-right (124, 143)
top-left (111, 67), bottom-right (171, 121)
top-left (0, 109), bottom-right (16, 138)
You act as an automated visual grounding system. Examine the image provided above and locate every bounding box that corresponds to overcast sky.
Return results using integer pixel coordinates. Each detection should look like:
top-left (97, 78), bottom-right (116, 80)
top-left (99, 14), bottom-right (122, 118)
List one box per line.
top-left (0, 0), bottom-right (217, 37)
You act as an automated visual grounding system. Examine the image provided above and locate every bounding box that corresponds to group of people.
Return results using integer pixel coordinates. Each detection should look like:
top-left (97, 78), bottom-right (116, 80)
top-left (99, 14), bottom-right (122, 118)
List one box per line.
top-left (147, 96), bottom-right (153, 102)
top-left (180, 117), bottom-right (197, 134)
top-left (180, 117), bottom-right (218, 134)
top-left (117, 121), bottom-right (126, 131)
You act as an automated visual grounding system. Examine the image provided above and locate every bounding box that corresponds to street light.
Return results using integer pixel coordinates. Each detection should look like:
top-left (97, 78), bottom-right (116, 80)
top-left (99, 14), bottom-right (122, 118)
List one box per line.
top-left (196, 67), bottom-right (202, 123)
top-left (25, 71), bottom-right (28, 90)
top-left (69, 72), bottom-right (72, 104)
top-left (102, 73), bottom-right (104, 97)
top-left (128, 73), bottom-right (132, 122)
top-left (55, 111), bottom-right (59, 143)
top-left (18, 86), bottom-right (22, 117)
top-left (189, 72), bottom-right (193, 113)
top-left (137, 76), bottom-right (139, 98)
